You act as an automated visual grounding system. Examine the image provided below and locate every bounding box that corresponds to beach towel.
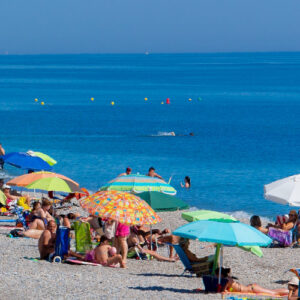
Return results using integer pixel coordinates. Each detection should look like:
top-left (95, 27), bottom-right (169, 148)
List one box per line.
top-left (65, 258), bottom-right (102, 266)
top-left (74, 221), bottom-right (93, 253)
top-left (268, 227), bottom-right (292, 246)
top-left (222, 291), bottom-right (284, 299)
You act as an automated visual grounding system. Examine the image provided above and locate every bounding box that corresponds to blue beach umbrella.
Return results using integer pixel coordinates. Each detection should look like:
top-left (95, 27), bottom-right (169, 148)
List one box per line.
top-left (1, 152), bottom-right (52, 171)
top-left (173, 220), bottom-right (272, 286)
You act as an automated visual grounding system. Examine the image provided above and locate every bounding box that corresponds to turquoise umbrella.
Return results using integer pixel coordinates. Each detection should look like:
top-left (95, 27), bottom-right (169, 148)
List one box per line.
top-left (173, 220), bottom-right (272, 286)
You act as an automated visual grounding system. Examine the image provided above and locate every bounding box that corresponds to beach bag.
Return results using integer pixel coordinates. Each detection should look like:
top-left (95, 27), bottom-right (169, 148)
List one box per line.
top-left (74, 221), bottom-right (93, 253)
top-left (268, 227), bottom-right (292, 246)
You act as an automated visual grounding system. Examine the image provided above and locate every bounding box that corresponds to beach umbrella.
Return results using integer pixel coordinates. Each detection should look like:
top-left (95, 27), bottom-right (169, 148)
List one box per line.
top-left (264, 174), bottom-right (300, 206)
top-left (1, 152), bottom-right (52, 171)
top-left (7, 171), bottom-right (79, 187)
top-left (80, 190), bottom-right (161, 225)
top-left (181, 210), bottom-right (262, 257)
top-left (182, 210), bottom-right (236, 223)
top-left (138, 191), bottom-right (189, 211)
top-left (0, 190), bottom-right (6, 206)
top-left (25, 177), bottom-right (81, 193)
top-left (27, 150), bottom-right (57, 166)
top-left (173, 220), bottom-right (272, 288)
top-left (100, 174), bottom-right (177, 195)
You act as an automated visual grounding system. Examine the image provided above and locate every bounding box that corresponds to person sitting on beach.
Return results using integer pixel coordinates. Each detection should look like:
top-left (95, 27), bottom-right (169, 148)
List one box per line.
top-left (287, 277), bottom-right (299, 300)
top-left (94, 236), bottom-right (125, 268)
top-left (33, 198), bottom-right (54, 229)
top-left (118, 167), bottom-right (132, 177)
top-left (57, 213), bottom-right (78, 228)
top-left (250, 215), bottom-right (268, 234)
top-left (181, 176), bottom-right (191, 188)
top-left (38, 220), bottom-right (57, 260)
top-left (218, 267), bottom-right (288, 296)
top-left (147, 167), bottom-right (163, 180)
top-left (268, 210), bottom-right (298, 231)
top-left (38, 220), bottom-right (84, 261)
top-left (2, 184), bottom-right (31, 208)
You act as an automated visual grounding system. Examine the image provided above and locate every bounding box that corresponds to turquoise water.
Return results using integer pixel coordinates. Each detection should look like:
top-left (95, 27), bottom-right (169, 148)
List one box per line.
top-left (1, 52), bottom-right (300, 218)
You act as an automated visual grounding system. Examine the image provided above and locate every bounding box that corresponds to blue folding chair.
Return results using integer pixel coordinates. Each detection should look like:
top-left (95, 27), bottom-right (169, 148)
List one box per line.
top-left (53, 226), bottom-right (70, 263)
top-left (167, 243), bottom-right (214, 276)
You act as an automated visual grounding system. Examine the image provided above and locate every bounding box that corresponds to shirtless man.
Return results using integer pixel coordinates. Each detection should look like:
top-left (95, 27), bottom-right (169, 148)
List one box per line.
top-left (0, 143), bottom-right (5, 169)
top-left (94, 236), bottom-right (125, 268)
top-left (38, 220), bottom-right (57, 260)
top-left (118, 167), bottom-right (132, 177)
top-left (147, 167), bottom-right (163, 180)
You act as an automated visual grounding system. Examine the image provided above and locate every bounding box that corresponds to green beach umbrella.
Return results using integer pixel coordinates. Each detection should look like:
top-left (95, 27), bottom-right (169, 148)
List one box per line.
top-left (182, 210), bottom-right (263, 258)
top-left (138, 191), bottom-right (189, 212)
top-left (0, 190), bottom-right (6, 206)
top-left (25, 177), bottom-right (81, 193)
top-left (182, 210), bottom-right (237, 223)
top-left (27, 150), bottom-right (57, 166)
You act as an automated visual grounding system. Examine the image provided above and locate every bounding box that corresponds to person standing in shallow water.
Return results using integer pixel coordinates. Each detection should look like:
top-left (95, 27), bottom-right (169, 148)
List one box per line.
top-left (147, 167), bottom-right (163, 180)
top-left (118, 167), bottom-right (132, 177)
top-left (181, 176), bottom-right (191, 188)
top-left (0, 143), bottom-right (5, 169)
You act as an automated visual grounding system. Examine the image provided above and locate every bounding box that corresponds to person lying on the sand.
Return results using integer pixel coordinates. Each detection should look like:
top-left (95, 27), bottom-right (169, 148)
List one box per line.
top-left (287, 277), bottom-right (299, 300)
top-left (38, 220), bottom-right (84, 261)
top-left (250, 215), bottom-right (268, 234)
top-left (268, 210), bottom-right (298, 231)
top-left (218, 267), bottom-right (288, 296)
top-left (94, 236), bottom-right (126, 268)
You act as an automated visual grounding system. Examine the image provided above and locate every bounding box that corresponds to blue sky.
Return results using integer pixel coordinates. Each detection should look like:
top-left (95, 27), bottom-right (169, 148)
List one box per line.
top-left (0, 0), bottom-right (299, 54)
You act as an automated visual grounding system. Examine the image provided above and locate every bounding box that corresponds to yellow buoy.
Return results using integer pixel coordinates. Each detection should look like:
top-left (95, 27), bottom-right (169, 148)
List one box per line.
top-left (188, 98), bottom-right (192, 101)
top-left (41, 101), bottom-right (45, 105)
top-left (34, 98), bottom-right (38, 102)
top-left (111, 101), bottom-right (115, 106)
top-left (144, 97), bottom-right (148, 101)
top-left (91, 97), bottom-right (94, 101)
top-left (161, 101), bottom-right (164, 104)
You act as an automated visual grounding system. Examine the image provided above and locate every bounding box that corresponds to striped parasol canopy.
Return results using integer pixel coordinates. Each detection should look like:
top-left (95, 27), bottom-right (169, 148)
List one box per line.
top-left (100, 174), bottom-right (177, 195)
top-left (80, 190), bottom-right (161, 225)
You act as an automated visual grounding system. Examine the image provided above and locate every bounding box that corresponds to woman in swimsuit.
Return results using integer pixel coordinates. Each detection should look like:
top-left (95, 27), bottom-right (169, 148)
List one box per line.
top-left (218, 267), bottom-right (288, 296)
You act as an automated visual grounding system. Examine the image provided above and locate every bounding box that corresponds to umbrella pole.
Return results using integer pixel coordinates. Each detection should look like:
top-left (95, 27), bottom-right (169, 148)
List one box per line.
top-left (150, 225), bottom-right (152, 250)
top-left (212, 243), bottom-right (221, 275)
top-left (217, 245), bottom-right (223, 292)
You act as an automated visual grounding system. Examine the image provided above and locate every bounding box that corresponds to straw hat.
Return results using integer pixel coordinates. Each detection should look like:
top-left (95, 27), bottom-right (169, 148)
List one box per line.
top-left (288, 277), bottom-right (299, 286)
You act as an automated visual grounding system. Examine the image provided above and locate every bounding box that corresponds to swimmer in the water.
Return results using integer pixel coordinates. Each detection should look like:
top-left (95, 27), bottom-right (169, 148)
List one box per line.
top-left (181, 176), bottom-right (191, 188)
top-left (170, 132), bottom-right (175, 136)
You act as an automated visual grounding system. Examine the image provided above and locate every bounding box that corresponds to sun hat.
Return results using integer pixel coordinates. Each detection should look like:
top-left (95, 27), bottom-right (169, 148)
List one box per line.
top-left (288, 277), bottom-right (299, 286)
top-left (2, 184), bottom-right (11, 189)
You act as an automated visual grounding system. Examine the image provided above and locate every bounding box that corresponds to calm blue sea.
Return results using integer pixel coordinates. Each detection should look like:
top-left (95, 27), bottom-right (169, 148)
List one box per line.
top-left (1, 52), bottom-right (300, 218)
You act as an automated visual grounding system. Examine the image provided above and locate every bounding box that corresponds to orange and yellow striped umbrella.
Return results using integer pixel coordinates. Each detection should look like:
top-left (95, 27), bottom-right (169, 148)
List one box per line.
top-left (80, 190), bottom-right (161, 225)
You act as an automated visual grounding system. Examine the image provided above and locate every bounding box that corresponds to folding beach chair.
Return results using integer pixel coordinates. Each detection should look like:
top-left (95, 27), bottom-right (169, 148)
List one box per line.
top-left (74, 221), bottom-right (93, 254)
top-left (168, 243), bottom-right (215, 277)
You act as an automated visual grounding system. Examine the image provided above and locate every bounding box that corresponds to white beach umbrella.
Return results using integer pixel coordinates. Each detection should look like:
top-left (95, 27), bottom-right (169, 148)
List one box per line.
top-left (264, 174), bottom-right (300, 206)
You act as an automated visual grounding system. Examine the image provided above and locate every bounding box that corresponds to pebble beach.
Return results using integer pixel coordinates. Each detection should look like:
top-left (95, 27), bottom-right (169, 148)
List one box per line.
top-left (0, 209), bottom-right (295, 300)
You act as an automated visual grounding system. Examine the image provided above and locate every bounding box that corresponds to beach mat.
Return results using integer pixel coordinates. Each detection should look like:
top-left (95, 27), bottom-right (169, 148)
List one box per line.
top-left (65, 258), bottom-right (102, 266)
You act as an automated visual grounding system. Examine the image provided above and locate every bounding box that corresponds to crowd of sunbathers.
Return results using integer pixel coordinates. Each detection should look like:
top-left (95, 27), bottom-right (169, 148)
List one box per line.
top-left (250, 210), bottom-right (300, 247)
